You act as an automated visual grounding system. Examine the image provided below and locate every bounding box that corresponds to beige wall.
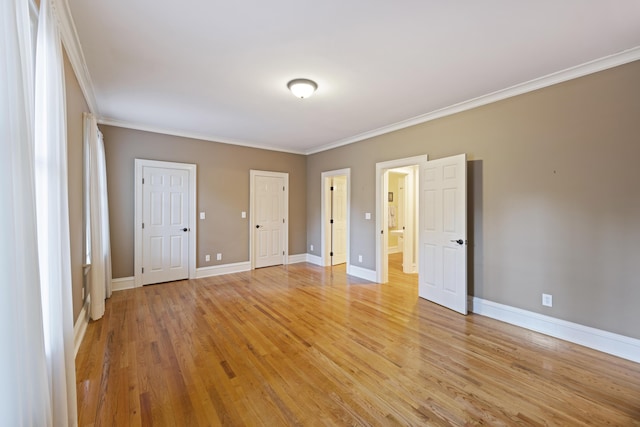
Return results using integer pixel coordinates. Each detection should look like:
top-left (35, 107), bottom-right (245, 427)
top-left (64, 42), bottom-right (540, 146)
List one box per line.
top-left (307, 60), bottom-right (640, 339)
top-left (64, 49), bottom-right (89, 321)
top-left (100, 126), bottom-right (307, 279)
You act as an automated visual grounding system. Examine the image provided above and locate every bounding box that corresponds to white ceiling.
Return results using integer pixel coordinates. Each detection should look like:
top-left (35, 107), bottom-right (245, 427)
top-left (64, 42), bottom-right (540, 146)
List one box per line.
top-left (67, 1), bottom-right (640, 154)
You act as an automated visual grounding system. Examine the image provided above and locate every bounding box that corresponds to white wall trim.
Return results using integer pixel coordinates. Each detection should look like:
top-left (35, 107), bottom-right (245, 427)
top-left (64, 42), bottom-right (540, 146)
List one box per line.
top-left (98, 118), bottom-right (306, 155)
top-left (306, 253), bottom-right (323, 266)
top-left (112, 276), bottom-right (135, 291)
top-left (195, 262), bottom-right (251, 279)
top-left (470, 297), bottom-right (640, 364)
top-left (73, 301), bottom-right (89, 357)
top-left (306, 46), bottom-right (640, 155)
top-left (287, 254), bottom-right (308, 264)
top-left (347, 265), bottom-right (377, 283)
top-left (54, 0), bottom-right (99, 114)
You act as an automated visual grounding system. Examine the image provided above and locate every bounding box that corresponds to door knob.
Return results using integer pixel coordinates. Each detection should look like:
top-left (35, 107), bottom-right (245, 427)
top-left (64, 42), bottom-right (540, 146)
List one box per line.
top-left (451, 239), bottom-right (464, 245)
top-left (256, 225), bottom-right (261, 229)
top-left (182, 228), bottom-right (188, 232)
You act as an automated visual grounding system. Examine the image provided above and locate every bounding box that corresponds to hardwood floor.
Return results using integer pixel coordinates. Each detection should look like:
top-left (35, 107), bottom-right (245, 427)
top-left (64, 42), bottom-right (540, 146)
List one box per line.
top-left (76, 254), bottom-right (640, 426)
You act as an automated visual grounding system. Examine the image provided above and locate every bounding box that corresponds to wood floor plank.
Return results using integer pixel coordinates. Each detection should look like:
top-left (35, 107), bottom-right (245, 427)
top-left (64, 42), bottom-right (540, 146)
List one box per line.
top-left (76, 255), bottom-right (640, 426)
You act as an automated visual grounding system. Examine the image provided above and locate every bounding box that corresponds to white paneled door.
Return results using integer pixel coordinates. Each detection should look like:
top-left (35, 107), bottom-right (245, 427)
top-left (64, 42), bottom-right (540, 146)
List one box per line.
top-left (331, 176), bottom-right (347, 265)
top-left (253, 172), bottom-right (286, 268)
top-left (419, 154), bottom-right (468, 314)
top-left (142, 166), bottom-right (190, 285)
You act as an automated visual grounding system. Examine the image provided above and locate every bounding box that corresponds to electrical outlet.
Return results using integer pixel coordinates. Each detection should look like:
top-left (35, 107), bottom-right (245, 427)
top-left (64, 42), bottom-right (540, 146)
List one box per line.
top-left (358, 255), bottom-right (363, 263)
top-left (205, 254), bottom-right (210, 262)
top-left (310, 244), bottom-right (314, 251)
top-left (542, 293), bottom-right (553, 307)
top-left (216, 253), bottom-right (222, 261)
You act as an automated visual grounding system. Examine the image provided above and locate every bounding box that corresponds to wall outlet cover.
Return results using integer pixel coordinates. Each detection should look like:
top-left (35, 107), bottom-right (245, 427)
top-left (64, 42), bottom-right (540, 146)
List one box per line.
top-left (205, 254), bottom-right (210, 262)
top-left (216, 253), bottom-right (222, 261)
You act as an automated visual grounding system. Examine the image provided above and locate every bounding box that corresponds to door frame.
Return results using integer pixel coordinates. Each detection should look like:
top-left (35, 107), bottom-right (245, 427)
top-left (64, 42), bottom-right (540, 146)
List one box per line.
top-left (375, 155), bottom-right (427, 283)
top-left (134, 159), bottom-right (197, 288)
top-left (249, 170), bottom-right (289, 269)
top-left (321, 168), bottom-right (351, 268)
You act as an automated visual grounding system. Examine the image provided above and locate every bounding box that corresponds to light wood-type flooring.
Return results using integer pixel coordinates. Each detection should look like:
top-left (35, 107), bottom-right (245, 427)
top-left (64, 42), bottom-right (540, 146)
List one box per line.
top-left (76, 254), bottom-right (640, 426)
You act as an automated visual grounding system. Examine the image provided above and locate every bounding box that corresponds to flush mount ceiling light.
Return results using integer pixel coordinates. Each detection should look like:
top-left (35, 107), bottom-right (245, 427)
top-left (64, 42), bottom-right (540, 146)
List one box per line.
top-left (287, 78), bottom-right (318, 99)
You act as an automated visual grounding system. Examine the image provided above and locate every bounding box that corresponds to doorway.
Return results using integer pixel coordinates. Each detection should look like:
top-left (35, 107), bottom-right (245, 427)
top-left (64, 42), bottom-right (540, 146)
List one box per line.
top-left (250, 170), bottom-right (289, 269)
top-left (134, 159), bottom-right (197, 287)
top-left (321, 169), bottom-right (350, 268)
top-left (376, 156), bottom-right (425, 284)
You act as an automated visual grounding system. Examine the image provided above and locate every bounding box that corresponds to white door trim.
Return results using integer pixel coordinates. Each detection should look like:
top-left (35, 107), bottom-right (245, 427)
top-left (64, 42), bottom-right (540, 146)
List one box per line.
top-left (321, 168), bottom-right (351, 268)
top-left (375, 155), bottom-right (428, 283)
top-left (249, 170), bottom-right (289, 269)
top-left (134, 159), bottom-right (197, 288)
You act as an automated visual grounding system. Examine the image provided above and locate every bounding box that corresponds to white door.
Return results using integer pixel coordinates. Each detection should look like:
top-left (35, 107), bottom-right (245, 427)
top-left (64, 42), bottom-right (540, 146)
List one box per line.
top-left (142, 166), bottom-right (190, 285)
top-left (332, 176), bottom-right (347, 265)
top-left (419, 154), bottom-right (467, 314)
top-left (254, 173), bottom-right (286, 268)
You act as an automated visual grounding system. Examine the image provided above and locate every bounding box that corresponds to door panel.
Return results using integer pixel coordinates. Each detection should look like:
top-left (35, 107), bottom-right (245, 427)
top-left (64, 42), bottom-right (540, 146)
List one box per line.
top-left (254, 174), bottom-right (285, 268)
top-left (332, 176), bottom-right (347, 265)
top-left (419, 154), bottom-right (467, 314)
top-left (142, 166), bottom-right (189, 285)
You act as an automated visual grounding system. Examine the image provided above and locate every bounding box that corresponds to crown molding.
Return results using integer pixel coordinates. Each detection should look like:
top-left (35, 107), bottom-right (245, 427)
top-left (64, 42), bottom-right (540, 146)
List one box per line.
top-left (53, 0), bottom-right (99, 115)
top-left (98, 118), bottom-right (307, 155)
top-left (306, 46), bottom-right (640, 155)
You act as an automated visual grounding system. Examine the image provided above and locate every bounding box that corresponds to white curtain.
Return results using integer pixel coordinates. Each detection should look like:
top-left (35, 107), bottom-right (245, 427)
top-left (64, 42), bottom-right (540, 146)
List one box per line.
top-left (0, 0), bottom-right (53, 424)
top-left (85, 112), bottom-right (113, 320)
top-left (34, 0), bottom-right (78, 425)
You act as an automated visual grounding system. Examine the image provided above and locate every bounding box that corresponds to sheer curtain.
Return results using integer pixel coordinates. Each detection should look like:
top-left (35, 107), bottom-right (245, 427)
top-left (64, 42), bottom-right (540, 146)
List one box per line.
top-left (85, 112), bottom-right (113, 320)
top-left (0, 0), bottom-right (52, 424)
top-left (34, 0), bottom-right (78, 425)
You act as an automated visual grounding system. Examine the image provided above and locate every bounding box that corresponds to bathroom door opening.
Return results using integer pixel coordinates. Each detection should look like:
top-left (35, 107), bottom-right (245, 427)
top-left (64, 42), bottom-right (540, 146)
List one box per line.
top-left (376, 156), bottom-right (426, 284)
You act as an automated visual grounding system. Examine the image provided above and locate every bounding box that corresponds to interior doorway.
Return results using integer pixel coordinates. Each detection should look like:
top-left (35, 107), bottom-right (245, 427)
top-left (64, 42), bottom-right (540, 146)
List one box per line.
top-left (321, 169), bottom-right (350, 268)
top-left (376, 155), bottom-right (426, 284)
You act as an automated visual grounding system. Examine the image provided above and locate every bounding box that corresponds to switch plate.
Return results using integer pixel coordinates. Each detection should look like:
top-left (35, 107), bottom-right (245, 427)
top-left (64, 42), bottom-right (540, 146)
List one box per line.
top-left (365, 213), bottom-right (371, 220)
top-left (200, 212), bottom-right (206, 220)
top-left (542, 293), bottom-right (553, 307)
top-left (358, 255), bottom-right (363, 263)
top-left (310, 244), bottom-right (314, 251)
top-left (216, 253), bottom-right (222, 261)
top-left (205, 254), bottom-right (210, 262)
top-left (241, 211), bottom-right (246, 218)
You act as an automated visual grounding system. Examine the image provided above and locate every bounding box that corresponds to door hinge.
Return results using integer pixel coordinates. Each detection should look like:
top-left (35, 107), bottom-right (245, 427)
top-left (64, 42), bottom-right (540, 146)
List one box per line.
top-left (283, 186), bottom-right (285, 191)
top-left (142, 178), bottom-right (145, 184)
top-left (330, 219), bottom-right (334, 224)
top-left (142, 223), bottom-right (144, 229)
top-left (330, 252), bottom-right (333, 257)
top-left (330, 186), bottom-right (334, 191)
top-left (142, 267), bottom-right (144, 274)
top-left (282, 251), bottom-right (285, 255)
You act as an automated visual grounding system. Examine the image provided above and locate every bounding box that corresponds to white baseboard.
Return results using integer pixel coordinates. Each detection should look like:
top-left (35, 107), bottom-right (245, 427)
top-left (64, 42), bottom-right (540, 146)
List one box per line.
top-left (196, 261), bottom-right (251, 279)
top-left (347, 265), bottom-right (377, 282)
top-left (470, 297), bottom-right (640, 364)
top-left (73, 301), bottom-right (89, 357)
top-left (287, 254), bottom-right (308, 264)
top-left (305, 253), bottom-right (323, 266)
top-left (112, 276), bottom-right (135, 291)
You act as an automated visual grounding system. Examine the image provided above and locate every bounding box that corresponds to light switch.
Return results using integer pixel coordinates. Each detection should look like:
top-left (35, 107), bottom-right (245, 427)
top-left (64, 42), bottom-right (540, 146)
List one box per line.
top-left (365, 212), bottom-right (371, 220)
top-left (241, 211), bottom-right (246, 218)
top-left (200, 212), bottom-right (206, 220)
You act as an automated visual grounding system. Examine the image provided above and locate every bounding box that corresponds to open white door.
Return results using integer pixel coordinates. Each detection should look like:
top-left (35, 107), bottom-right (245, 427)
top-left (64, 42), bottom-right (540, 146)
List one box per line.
top-left (331, 176), bottom-right (348, 265)
top-left (419, 154), bottom-right (467, 314)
